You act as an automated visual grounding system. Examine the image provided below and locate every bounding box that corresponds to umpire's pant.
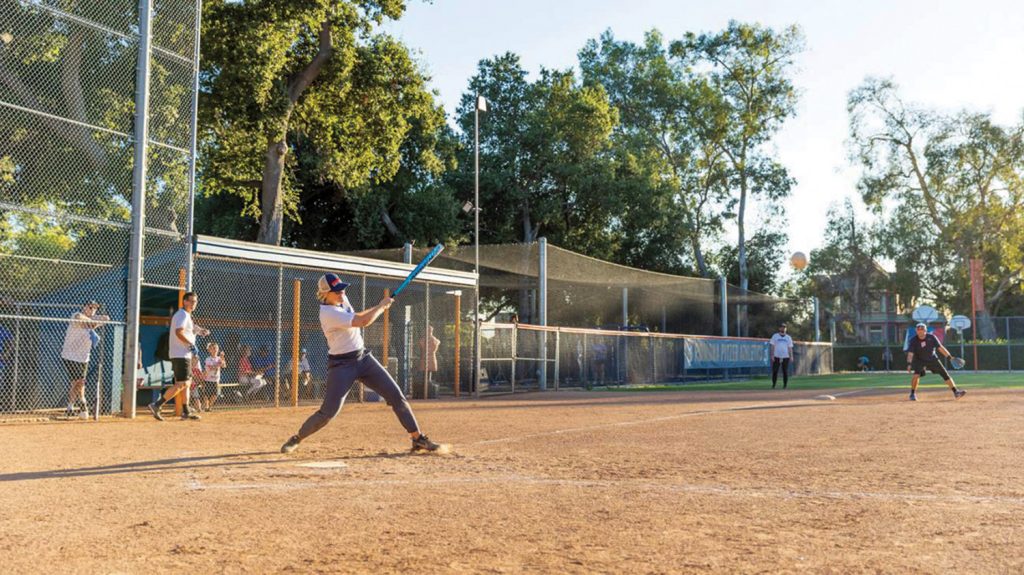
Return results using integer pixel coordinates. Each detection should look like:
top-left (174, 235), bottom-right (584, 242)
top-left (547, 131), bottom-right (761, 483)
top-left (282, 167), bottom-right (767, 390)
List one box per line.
top-left (771, 357), bottom-right (790, 388)
top-left (296, 351), bottom-right (420, 440)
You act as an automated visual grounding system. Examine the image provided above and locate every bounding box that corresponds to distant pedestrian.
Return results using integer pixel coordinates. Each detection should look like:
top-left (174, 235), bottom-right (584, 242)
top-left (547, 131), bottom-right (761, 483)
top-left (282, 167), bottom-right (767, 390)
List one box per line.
top-left (60, 301), bottom-right (109, 418)
top-left (769, 323), bottom-right (794, 389)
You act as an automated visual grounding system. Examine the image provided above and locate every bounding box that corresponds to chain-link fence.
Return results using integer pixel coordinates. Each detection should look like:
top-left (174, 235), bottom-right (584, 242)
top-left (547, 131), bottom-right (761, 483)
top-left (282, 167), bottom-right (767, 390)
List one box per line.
top-left (1, 0), bottom-right (199, 419)
top-left (476, 323), bottom-right (832, 393)
top-left (125, 236), bottom-right (477, 416)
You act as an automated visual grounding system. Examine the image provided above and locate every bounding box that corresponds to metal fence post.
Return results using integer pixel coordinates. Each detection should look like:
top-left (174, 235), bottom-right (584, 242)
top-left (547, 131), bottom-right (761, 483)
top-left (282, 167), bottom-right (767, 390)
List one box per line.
top-left (121, 0), bottom-right (154, 418)
top-left (553, 330), bottom-right (560, 391)
top-left (291, 278), bottom-right (300, 407)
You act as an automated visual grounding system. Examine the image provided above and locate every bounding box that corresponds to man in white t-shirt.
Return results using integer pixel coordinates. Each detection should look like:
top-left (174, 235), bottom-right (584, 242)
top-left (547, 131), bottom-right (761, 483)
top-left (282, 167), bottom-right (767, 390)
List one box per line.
top-left (60, 300), bottom-right (109, 418)
top-left (769, 323), bottom-right (794, 389)
top-left (280, 273), bottom-right (444, 454)
top-left (148, 291), bottom-right (208, 421)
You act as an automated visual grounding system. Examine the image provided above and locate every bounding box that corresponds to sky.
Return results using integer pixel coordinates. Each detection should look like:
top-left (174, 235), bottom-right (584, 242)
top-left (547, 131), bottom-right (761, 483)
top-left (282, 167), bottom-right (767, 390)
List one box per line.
top-left (383, 0), bottom-right (1024, 265)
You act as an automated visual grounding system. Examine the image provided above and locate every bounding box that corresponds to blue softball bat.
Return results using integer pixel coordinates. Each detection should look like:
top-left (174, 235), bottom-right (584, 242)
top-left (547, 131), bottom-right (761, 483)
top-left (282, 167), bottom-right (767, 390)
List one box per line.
top-left (392, 244), bottom-right (445, 297)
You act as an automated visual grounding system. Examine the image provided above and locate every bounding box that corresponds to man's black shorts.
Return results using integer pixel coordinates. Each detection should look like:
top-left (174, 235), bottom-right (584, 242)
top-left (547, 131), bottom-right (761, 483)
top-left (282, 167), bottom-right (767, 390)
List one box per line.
top-left (63, 359), bottom-right (88, 381)
top-left (171, 358), bottom-right (192, 382)
top-left (911, 358), bottom-right (950, 380)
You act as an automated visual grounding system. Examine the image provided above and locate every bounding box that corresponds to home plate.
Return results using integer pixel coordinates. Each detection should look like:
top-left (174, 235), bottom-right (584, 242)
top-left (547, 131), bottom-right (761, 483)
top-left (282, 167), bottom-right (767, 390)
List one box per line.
top-left (296, 461), bottom-right (348, 469)
top-left (814, 394), bottom-right (836, 401)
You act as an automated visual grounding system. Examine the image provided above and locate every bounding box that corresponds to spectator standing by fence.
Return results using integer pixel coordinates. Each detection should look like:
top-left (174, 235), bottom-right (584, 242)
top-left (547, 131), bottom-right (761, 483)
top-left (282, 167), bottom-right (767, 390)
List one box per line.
top-left (61, 300), bottom-right (109, 418)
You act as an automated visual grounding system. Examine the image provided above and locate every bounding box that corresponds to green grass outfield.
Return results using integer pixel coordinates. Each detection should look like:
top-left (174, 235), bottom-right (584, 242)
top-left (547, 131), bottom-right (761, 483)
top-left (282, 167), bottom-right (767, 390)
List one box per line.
top-left (601, 372), bottom-right (1024, 393)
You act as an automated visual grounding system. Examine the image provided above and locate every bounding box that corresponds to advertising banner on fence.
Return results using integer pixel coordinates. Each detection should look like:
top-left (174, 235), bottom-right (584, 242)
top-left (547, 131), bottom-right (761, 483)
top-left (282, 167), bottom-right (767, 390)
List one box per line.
top-left (684, 338), bottom-right (769, 369)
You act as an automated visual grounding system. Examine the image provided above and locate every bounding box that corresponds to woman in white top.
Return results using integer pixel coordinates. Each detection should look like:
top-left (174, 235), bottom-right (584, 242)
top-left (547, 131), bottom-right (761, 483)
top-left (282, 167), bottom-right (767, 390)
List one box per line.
top-left (280, 273), bottom-right (442, 453)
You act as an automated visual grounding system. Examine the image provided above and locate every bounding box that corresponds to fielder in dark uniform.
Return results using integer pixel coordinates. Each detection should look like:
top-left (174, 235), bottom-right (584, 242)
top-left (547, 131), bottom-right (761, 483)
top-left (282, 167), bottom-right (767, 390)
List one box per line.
top-left (905, 323), bottom-right (966, 401)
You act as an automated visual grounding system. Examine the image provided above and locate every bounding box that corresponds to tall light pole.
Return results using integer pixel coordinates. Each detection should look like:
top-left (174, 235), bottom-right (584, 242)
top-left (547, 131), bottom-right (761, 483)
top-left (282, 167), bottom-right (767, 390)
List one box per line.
top-left (474, 95), bottom-right (487, 398)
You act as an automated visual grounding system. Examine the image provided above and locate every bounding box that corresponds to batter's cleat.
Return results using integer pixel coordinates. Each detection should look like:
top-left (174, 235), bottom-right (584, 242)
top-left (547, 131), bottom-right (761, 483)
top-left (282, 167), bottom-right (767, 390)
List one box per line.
top-left (148, 402), bottom-right (164, 421)
top-left (181, 410), bottom-right (201, 421)
top-left (281, 435), bottom-right (301, 454)
top-left (411, 434), bottom-right (441, 452)
top-left (954, 389), bottom-right (966, 400)
top-left (909, 392), bottom-right (917, 401)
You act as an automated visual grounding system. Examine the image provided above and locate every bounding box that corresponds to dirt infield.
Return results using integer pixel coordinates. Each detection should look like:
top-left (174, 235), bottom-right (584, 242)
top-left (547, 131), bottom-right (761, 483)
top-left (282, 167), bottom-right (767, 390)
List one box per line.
top-left (2, 387), bottom-right (1022, 574)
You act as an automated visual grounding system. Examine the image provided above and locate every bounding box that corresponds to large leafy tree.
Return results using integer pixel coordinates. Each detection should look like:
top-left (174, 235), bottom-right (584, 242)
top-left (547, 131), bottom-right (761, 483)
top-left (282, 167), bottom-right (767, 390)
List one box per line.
top-left (579, 29), bottom-right (731, 277)
top-left (454, 53), bottom-right (617, 248)
top-left (848, 78), bottom-right (1024, 338)
top-left (199, 0), bottom-right (442, 246)
top-left (670, 21), bottom-right (802, 293)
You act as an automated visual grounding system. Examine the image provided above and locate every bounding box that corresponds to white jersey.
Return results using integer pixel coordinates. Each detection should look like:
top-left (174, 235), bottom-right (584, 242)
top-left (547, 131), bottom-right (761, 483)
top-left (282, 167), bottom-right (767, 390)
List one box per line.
top-left (320, 296), bottom-right (362, 355)
top-left (300, 356), bottom-right (311, 372)
top-left (770, 333), bottom-right (794, 359)
top-left (169, 308), bottom-right (196, 359)
top-left (60, 314), bottom-right (94, 363)
top-left (204, 355), bottom-right (225, 383)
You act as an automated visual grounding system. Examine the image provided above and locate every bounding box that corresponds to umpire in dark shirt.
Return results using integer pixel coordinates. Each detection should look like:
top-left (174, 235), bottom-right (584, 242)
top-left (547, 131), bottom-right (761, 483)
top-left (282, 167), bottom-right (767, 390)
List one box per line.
top-left (905, 323), bottom-right (966, 401)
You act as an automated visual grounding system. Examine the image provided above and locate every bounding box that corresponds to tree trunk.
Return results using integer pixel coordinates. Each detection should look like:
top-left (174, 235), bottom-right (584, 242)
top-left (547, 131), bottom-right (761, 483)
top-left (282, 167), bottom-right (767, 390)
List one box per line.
top-left (255, 20), bottom-right (333, 245)
top-left (380, 206), bottom-right (403, 239)
top-left (692, 235), bottom-right (709, 278)
top-left (736, 180), bottom-right (749, 336)
top-left (257, 140), bottom-right (288, 245)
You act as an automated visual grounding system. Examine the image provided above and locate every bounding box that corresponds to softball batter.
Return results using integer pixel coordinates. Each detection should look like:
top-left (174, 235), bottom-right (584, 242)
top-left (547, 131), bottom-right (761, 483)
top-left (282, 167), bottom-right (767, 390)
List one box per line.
top-left (280, 273), bottom-right (442, 453)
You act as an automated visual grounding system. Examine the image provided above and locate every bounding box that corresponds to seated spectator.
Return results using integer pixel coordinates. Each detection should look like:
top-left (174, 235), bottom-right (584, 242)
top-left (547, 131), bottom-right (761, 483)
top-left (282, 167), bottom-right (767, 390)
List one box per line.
top-left (237, 345), bottom-right (257, 398)
top-left (245, 345), bottom-right (275, 398)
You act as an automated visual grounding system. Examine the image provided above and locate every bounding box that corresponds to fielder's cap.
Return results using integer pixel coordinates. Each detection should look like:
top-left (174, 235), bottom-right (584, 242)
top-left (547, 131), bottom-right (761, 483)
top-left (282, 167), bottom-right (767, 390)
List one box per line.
top-left (317, 273), bottom-right (350, 294)
top-left (915, 322), bottom-right (928, 329)
top-left (301, 348), bottom-right (307, 354)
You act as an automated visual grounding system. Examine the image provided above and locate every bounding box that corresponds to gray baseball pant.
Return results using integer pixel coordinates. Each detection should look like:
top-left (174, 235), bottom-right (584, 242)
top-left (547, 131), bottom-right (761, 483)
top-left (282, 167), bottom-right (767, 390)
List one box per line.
top-left (296, 351), bottom-right (419, 440)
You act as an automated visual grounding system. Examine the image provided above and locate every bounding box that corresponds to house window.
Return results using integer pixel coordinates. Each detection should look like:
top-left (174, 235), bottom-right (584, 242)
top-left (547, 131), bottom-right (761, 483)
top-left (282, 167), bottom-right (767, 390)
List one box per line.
top-left (868, 325), bottom-right (884, 344)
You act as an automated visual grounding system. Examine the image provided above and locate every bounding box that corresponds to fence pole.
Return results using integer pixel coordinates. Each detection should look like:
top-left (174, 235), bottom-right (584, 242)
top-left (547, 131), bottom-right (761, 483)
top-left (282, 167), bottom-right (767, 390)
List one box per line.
top-left (553, 330), bottom-right (560, 391)
top-left (291, 279), bottom-right (300, 407)
top-left (382, 287), bottom-right (391, 362)
top-left (538, 237), bottom-right (548, 391)
top-left (121, 0), bottom-right (154, 418)
top-left (1007, 317), bottom-right (1011, 371)
top-left (510, 325), bottom-right (517, 394)
top-left (453, 292), bottom-right (461, 397)
top-left (422, 286), bottom-right (430, 400)
top-left (720, 276), bottom-right (728, 337)
top-left (274, 266), bottom-right (283, 407)
top-left (175, 269), bottom-right (185, 417)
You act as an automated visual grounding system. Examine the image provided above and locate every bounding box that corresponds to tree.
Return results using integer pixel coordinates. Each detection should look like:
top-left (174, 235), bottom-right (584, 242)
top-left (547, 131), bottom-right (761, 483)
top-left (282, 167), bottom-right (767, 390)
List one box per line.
top-left (848, 78), bottom-right (1024, 338)
top-left (454, 54), bottom-right (618, 248)
top-left (670, 21), bottom-right (802, 293)
top-left (579, 29), bottom-right (732, 277)
top-left (799, 200), bottom-right (897, 342)
top-left (199, 0), bottom-right (442, 246)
